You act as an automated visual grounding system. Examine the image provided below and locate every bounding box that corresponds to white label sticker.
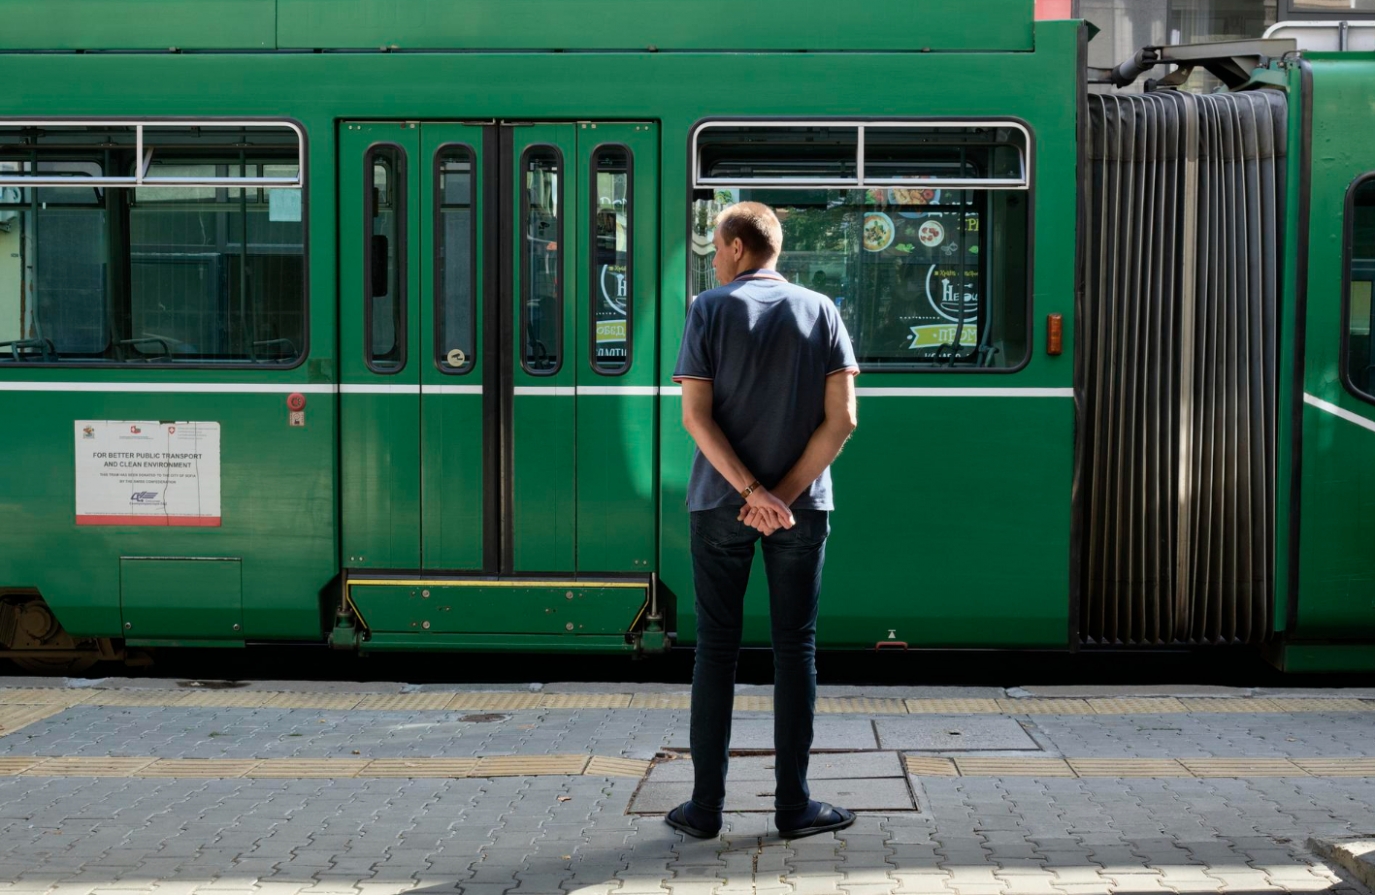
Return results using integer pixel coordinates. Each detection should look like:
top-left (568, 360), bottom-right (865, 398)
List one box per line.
top-left (268, 189), bottom-right (302, 222)
top-left (74, 421), bottom-right (221, 527)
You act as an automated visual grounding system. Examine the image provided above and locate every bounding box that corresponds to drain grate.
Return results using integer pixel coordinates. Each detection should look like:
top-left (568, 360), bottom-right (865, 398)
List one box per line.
top-left (630, 751), bottom-right (918, 814)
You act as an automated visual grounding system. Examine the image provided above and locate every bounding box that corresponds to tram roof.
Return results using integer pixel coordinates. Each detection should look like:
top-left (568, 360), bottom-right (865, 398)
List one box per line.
top-left (4, 0), bottom-right (1036, 53)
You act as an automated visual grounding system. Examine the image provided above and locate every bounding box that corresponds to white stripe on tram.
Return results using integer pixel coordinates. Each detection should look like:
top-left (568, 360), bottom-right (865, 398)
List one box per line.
top-left (0, 381), bottom-right (336, 394)
top-left (661, 385), bottom-right (1073, 398)
top-left (1305, 393), bottom-right (1375, 435)
top-left (513, 386), bottom-right (576, 397)
top-left (855, 387), bottom-right (1075, 398)
top-left (421, 384), bottom-right (484, 395)
top-left (339, 383), bottom-right (420, 395)
top-left (576, 385), bottom-right (659, 396)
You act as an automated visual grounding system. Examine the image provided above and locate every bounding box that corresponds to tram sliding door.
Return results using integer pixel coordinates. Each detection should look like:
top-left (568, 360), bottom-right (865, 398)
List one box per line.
top-left (339, 121), bottom-right (657, 580)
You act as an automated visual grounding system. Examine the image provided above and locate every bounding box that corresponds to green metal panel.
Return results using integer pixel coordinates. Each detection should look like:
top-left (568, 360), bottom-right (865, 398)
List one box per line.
top-left (348, 581), bottom-right (646, 635)
top-left (276, 0), bottom-right (1034, 52)
top-left (1294, 57), bottom-right (1375, 640)
top-left (658, 23), bottom-right (1081, 649)
top-left (510, 124), bottom-right (580, 573)
top-left (1, 0), bottom-right (275, 50)
top-left (120, 558), bottom-right (242, 639)
top-left (339, 123), bottom-right (424, 570)
top-left (0, 389), bottom-right (335, 641)
top-left (420, 124), bottom-right (488, 571)
top-left (575, 123), bottom-right (659, 574)
top-left (1269, 642), bottom-right (1375, 673)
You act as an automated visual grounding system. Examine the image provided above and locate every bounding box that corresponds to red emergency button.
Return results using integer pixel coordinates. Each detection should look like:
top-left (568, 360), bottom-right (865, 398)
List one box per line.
top-left (287, 393), bottom-right (307, 411)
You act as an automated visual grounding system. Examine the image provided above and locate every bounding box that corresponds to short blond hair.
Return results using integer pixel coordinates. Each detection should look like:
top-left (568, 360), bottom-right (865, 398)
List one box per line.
top-left (714, 201), bottom-right (783, 258)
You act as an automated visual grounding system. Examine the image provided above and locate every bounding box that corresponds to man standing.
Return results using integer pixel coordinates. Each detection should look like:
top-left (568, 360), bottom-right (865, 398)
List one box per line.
top-left (669, 201), bottom-right (859, 839)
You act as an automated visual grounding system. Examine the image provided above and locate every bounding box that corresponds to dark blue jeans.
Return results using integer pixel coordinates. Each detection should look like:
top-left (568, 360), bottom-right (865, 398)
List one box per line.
top-left (688, 505), bottom-right (830, 816)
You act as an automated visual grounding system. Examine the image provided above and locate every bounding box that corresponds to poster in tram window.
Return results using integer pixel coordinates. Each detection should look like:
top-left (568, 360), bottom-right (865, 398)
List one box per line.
top-left (73, 421), bottom-right (221, 526)
top-left (860, 194), bottom-right (982, 356)
top-left (594, 168), bottom-right (630, 368)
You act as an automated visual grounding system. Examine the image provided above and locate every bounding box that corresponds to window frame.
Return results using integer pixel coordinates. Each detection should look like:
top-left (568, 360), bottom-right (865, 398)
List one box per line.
top-left (1278, 0), bottom-right (1375, 20)
top-left (432, 142), bottom-right (478, 376)
top-left (691, 119), bottom-right (1032, 191)
top-left (1340, 171), bottom-right (1375, 406)
top-left (363, 142), bottom-right (407, 375)
top-left (0, 117), bottom-right (309, 370)
top-left (518, 143), bottom-right (564, 377)
top-left (588, 142), bottom-right (634, 377)
top-left (684, 116), bottom-right (1036, 376)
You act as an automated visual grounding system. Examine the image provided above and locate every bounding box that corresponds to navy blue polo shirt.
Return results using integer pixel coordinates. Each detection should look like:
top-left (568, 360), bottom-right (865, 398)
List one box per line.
top-left (672, 271), bottom-right (859, 511)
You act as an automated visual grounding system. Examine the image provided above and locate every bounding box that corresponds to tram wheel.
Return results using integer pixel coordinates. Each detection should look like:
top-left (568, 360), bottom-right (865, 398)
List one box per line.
top-left (0, 593), bottom-right (105, 676)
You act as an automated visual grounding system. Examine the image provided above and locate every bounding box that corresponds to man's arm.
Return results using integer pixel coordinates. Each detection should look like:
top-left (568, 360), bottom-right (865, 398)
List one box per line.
top-left (770, 370), bottom-right (858, 506)
top-left (680, 378), bottom-right (795, 530)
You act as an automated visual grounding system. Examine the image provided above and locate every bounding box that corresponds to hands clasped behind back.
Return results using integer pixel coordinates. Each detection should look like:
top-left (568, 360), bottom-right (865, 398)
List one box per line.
top-left (737, 487), bottom-right (796, 536)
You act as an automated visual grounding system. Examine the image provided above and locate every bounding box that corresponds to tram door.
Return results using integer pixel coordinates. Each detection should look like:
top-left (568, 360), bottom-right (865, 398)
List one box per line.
top-left (338, 122), bottom-right (658, 576)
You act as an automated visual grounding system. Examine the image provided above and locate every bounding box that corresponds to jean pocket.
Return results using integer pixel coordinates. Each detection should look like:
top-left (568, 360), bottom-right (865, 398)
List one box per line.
top-left (775, 509), bottom-right (829, 548)
top-left (691, 507), bottom-right (747, 549)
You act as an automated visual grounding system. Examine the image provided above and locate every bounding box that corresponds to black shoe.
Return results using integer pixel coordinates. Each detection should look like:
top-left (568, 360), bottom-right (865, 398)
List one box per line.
top-left (776, 802), bottom-right (855, 839)
top-left (665, 801), bottom-right (721, 839)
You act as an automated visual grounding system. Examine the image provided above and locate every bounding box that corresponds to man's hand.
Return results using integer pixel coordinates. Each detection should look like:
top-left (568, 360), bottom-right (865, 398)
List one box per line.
top-left (738, 488), bottom-right (794, 535)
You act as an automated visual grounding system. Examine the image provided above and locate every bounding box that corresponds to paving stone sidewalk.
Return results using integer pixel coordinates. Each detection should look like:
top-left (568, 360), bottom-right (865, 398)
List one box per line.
top-left (0, 681), bottom-right (1372, 894)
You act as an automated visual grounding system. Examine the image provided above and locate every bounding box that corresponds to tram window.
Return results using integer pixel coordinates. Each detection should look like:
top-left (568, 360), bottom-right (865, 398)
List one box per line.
top-left (691, 121), bottom-right (1030, 371)
top-left (591, 145), bottom-right (631, 374)
top-left (0, 163), bottom-right (108, 359)
top-left (697, 126), bottom-right (859, 184)
top-left (521, 146), bottom-right (562, 375)
top-left (366, 146), bottom-right (405, 373)
top-left (1345, 179), bottom-right (1375, 402)
top-left (435, 146), bottom-right (475, 374)
top-left (0, 151), bottom-right (306, 365)
top-left (128, 160), bottom-right (305, 363)
top-left (690, 185), bottom-right (1029, 371)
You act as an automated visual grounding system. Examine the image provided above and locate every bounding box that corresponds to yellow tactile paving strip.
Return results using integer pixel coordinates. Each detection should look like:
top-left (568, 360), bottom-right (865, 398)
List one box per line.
top-left (0, 754), bottom-right (647, 779)
top-left (0, 754), bottom-right (1358, 779)
top-left (0, 687), bottom-right (1370, 721)
top-left (900, 754), bottom-right (1375, 779)
top-left (0, 704), bottom-right (68, 734)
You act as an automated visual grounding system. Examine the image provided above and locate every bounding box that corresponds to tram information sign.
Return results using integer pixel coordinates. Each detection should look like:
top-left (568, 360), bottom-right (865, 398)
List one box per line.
top-left (73, 420), bottom-right (222, 527)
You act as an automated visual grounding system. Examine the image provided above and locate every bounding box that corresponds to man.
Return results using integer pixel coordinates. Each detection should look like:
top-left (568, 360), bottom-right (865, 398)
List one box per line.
top-left (669, 201), bottom-right (859, 839)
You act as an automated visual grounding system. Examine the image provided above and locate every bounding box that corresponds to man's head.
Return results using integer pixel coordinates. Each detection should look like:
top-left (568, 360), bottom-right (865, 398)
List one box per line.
top-left (711, 201), bottom-right (783, 285)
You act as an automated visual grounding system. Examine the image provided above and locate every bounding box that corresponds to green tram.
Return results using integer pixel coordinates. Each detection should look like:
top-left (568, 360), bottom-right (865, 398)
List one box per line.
top-left (0, 0), bottom-right (1372, 674)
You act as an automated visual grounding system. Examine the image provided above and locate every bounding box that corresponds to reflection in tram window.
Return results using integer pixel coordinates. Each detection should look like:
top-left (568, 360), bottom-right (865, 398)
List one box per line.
top-left (436, 146), bottom-right (475, 373)
top-left (366, 146), bottom-right (405, 372)
top-left (692, 186), bottom-right (1028, 371)
top-left (591, 146), bottom-right (631, 374)
top-left (521, 147), bottom-right (561, 374)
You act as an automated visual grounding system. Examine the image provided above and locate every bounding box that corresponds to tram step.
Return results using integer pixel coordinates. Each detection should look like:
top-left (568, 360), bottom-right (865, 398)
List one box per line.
top-left (343, 576), bottom-right (650, 646)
